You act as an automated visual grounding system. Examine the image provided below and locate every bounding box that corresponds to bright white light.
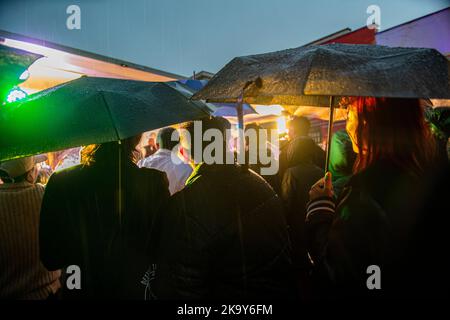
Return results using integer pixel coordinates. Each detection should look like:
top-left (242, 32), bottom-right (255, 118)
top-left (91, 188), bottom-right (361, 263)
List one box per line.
top-left (6, 88), bottom-right (27, 103)
top-left (19, 58), bottom-right (82, 93)
top-left (253, 105), bottom-right (284, 116)
top-left (2, 38), bottom-right (68, 62)
top-left (19, 70), bottom-right (29, 81)
top-left (277, 116), bottom-right (287, 134)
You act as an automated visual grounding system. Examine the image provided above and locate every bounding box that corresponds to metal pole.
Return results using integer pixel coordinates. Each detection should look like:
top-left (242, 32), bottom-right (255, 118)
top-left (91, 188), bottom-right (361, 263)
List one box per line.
top-left (236, 80), bottom-right (257, 166)
top-left (118, 140), bottom-right (122, 228)
top-left (324, 96), bottom-right (335, 173)
top-left (237, 91), bottom-right (245, 164)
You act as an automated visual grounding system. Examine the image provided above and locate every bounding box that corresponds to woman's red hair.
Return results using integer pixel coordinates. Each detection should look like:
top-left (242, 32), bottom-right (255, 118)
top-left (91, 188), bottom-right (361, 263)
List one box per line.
top-left (350, 97), bottom-right (437, 175)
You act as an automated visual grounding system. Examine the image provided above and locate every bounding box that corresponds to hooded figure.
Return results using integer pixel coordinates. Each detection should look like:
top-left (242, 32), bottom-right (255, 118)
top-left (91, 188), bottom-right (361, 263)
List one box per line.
top-left (327, 130), bottom-right (356, 199)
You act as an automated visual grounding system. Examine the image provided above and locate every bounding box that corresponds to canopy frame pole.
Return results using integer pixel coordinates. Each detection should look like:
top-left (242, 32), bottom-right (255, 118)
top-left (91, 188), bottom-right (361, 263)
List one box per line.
top-left (236, 79), bottom-right (258, 167)
top-left (117, 140), bottom-right (122, 228)
top-left (324, 96), bottom-right (335, 173)
top-left (236, 90), bottom-right (245, 165)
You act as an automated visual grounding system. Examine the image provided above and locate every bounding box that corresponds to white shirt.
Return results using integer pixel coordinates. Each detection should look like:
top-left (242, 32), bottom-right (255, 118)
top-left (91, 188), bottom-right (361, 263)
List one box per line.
top-left (138, 149), bottom-right (192, 195)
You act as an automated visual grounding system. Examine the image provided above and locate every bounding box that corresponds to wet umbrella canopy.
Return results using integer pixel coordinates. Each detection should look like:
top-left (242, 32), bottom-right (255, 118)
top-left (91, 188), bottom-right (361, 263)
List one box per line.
top-left (193, 43), bottom-right (450, 104)
top-left (193, 43), bottom-right (450, 170)
top-left (0, 77), bottom-right (211, 161)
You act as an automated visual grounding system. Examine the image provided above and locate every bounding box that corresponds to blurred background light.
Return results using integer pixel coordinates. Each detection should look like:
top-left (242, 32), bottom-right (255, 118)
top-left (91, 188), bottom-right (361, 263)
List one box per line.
top-left (5, 86), bottom-right (27, 103)
top-left (19, 69), bottom-right (30, 81)
top-left (276, 116), bottom-right (287, 135)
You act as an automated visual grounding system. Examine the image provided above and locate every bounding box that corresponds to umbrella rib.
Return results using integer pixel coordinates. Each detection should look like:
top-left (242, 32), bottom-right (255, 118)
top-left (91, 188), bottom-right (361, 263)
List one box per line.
top-left (302, 50), bottom-right (323, 96)
top-left (99, 91), bottom-right (121, 141)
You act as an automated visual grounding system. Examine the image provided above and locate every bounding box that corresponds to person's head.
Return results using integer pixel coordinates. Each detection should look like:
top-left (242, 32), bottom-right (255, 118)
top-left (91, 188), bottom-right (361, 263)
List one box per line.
top-left (181, 116), bottom-right (231, 165)
top-left (148, 132), bottom-right (157, 146)
top-left (156, 127), bottom-right (179, 151)
top-left (286, 137), bottom-right (317, 167)
top-left (345, 97), bottom-right (437, 174)
top-left (81, 134), bottom-right (142, 166)
top-left (0, 155), bottom-right (45, 184)
top-left (288, 116), bottom-right (311, 140)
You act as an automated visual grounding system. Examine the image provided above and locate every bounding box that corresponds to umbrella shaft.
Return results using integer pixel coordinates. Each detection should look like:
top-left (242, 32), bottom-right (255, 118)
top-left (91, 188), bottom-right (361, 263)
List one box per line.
top-left (237, 92), bottom-right (245, 164)
top-left (325, 97), bottom-right (335, 173)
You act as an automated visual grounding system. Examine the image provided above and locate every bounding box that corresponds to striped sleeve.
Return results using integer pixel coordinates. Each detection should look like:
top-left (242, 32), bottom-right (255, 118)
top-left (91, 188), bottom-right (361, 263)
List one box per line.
top-left (306, 196), bottom-right (336, 222)
top-left (0, 183), bottom-right (61, 299)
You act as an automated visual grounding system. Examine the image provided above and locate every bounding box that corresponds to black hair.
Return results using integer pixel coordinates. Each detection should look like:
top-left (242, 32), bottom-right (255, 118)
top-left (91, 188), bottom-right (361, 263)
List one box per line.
top-left (157, 127), bottom-right (179, 151)
top-left (81, 134), bottom-right (142, 166)
top-left (289, 116), bottom-right (311, 136)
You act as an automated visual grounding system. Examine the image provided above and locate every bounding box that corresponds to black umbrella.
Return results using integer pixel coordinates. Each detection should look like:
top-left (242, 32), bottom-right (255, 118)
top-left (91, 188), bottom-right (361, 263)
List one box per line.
top-left (193, 43), bottom-right (450, 170)
top-left (0, 77), bottom-right (211, 161)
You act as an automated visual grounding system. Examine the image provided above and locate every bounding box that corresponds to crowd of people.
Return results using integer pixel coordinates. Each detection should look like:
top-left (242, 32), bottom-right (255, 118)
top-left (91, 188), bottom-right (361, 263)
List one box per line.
top-left (0, 97), bottom-right (448, 300)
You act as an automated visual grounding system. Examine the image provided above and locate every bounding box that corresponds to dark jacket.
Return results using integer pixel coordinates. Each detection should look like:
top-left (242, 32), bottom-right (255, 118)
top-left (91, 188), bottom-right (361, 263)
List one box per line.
top-left (306, 160), bottom-right (449, 299)
top-left (39, 161), bottom-right (170, 299)
top-left (153, 163), bottom-right (294, 300)
top-left (246, 148), bottom-right (280, 192)
top-left (278, 137), bottom-right (325, 194)
top-left (281, 138), bottom-right (324, 270)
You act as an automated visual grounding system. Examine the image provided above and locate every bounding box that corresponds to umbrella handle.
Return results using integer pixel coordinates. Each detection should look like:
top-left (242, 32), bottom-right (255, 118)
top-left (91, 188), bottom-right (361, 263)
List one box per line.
top-left (325, 96), bottom-right (335, 173)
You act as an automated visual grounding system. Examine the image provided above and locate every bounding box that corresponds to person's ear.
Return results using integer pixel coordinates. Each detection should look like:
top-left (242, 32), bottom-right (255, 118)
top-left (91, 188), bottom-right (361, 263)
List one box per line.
top-left (179, 146), bottom-right (193, 164)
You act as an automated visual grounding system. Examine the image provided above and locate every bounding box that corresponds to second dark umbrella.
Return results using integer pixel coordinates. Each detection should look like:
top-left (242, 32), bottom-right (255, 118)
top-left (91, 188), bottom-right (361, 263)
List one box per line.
top-left (0, 76), bottom-right (211, 161)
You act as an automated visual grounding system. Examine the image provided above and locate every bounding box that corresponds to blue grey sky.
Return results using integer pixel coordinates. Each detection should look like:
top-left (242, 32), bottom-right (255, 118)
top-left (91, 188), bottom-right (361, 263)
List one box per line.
top-left (0, 0), bottom-right (449, 77)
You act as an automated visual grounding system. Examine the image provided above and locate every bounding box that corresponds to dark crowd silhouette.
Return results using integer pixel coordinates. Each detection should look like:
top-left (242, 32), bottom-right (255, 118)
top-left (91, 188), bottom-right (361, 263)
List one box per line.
top-left (0, 97), bottom-right (449, 300)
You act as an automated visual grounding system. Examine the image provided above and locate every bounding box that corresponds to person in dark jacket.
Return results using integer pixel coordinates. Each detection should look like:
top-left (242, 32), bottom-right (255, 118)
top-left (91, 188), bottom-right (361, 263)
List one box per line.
top-left (152, 117), bottom-right (294, 300)
top-left (327, 130), bottom-right (356, 199)
top-left (280, 137), bottom-right (323, 299)
top-left (306, 97), bottom-right (446, 299)
top-left (278, 116), bottom-right (325, 194)
top-left (39, 135), bottom-right (170, 299)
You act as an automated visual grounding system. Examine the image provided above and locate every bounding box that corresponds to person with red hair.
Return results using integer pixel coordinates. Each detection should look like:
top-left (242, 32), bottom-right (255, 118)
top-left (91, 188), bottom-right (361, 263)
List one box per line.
top-left (305, 97), bottom-right (447, 299)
